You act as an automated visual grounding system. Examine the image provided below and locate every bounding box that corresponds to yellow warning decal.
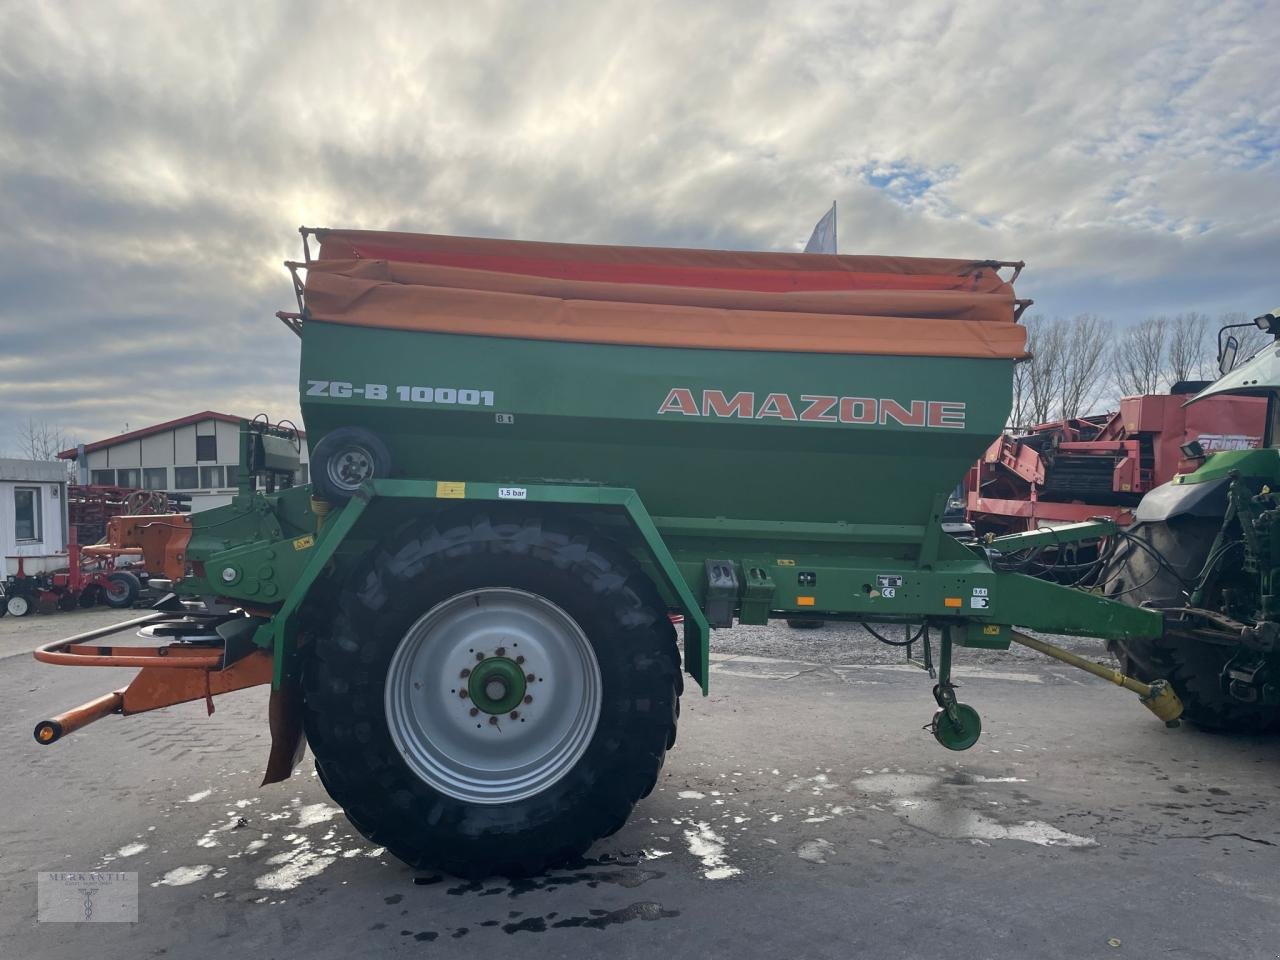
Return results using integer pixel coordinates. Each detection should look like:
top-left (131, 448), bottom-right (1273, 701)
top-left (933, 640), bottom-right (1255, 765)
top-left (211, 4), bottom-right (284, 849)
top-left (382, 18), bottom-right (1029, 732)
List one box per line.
top-left (797, 596), bottom-right (815, 606)
top-left (944, 597), bottom-right (962, 608)
top-left (776, 559), bottom-right (796, 566)
top-left (983, 625), bottom-right (1001, 635)
top-left (437, 481), bottom-right (467, 499)
top-left (292, 534), bottom-right (315, 551)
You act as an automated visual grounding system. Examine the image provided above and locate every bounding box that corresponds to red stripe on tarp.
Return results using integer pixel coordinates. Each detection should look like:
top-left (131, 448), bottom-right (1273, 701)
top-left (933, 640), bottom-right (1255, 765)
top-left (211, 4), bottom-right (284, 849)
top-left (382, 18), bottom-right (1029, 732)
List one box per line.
top-left (345, 244), bottom-right (979, 293)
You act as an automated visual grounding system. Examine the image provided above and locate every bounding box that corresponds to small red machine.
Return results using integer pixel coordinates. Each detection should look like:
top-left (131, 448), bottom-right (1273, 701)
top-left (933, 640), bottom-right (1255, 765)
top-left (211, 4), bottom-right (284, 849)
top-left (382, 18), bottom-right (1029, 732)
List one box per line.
top-left (1, 485), bottom-right (185, 617)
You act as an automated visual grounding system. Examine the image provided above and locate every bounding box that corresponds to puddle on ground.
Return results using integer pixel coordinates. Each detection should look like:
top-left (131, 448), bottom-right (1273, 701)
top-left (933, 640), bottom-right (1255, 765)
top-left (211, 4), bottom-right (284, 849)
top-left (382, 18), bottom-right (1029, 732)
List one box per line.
top-left (854, 772), bottom-right (1096, 848)
top-left (852, 773), bottom-right (939, 795)
top-left (500, 901), bottom-right (680, 934)
top-left (796, 838), bottom-right (835, 863)
top-left (889, 798), bottom-right (1096, 848)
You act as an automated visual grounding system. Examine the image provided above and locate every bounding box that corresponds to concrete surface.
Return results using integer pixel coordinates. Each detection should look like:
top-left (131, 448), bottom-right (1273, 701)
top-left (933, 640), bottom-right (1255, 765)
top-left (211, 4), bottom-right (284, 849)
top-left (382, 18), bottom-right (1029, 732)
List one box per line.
top-left (3, 612), bottom-right (1279, 959)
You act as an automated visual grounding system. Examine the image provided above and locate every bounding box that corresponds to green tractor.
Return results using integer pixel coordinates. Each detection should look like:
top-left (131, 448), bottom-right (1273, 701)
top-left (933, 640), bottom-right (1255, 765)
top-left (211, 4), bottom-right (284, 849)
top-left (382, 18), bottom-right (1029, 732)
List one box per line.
top-left (1103, 309), bottom-right (1280, 731)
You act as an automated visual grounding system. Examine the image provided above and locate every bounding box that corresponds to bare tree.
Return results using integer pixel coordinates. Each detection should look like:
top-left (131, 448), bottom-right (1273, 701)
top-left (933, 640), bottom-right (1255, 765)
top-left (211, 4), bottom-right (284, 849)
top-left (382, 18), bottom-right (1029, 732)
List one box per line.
top-left (1167, 312), bottom-right (1211, 383)
top-left (1112, 316), bottom-right (1168, 397)
top-left (1010, 356), bottom-right (1031, 429)
top-left (1059, 314), bottom-right (1111, 418)
top-left (1023, 314), bottom-right (1067, 426)
top-left (17, 417), bottom-right (71, 462)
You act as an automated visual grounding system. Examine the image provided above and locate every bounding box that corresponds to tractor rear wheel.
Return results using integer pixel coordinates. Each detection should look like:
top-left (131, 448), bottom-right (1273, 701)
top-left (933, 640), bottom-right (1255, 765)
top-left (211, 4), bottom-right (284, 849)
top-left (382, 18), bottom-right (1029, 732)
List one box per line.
top-left (1102, 518), bottom-right (1280, 732)
top-left (101, 571), bottom-right (141, 609)
top-left (303, 511), bottom-right (682, 878)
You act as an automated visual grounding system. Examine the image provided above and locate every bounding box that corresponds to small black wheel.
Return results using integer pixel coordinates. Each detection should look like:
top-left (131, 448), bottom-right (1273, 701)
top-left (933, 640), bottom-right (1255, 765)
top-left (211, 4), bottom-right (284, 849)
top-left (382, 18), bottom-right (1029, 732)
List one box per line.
top-left (931, 702), bottom-right (983, 750)
top-left (101, 571), bottom-right (141, 609)
top-left (309, 427), bottom-right (392, 503)
top-left (6, 593), bottom-right (32, 617)
top-left (304, 510), bottom-right (681, 878)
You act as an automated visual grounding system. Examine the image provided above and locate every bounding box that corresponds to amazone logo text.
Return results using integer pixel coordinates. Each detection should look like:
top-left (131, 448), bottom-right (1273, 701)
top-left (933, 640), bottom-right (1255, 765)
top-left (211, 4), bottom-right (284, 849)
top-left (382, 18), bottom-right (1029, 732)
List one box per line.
top-left (657, 389), bottom-right (966, 429)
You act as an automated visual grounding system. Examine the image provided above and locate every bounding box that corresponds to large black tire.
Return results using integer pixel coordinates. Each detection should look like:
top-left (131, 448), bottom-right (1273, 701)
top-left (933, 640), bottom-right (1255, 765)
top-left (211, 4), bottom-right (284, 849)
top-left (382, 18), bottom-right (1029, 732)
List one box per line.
top-left (101, 571), bottom-right (141, 609)
top-left (1103, 517), bottom-right (1280, 732)
top-left (303, 511), bottom-right (682, 878)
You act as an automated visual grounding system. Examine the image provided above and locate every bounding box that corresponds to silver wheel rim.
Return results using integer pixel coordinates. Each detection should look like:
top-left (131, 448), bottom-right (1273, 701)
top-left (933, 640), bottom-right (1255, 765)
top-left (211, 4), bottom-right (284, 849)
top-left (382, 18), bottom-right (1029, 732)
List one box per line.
top-left (384, 587), bottom-right (602, 805)
top-left (327, 444), bottom-right (376, 491)
top-left (8, 595), bottom-right (29, 616)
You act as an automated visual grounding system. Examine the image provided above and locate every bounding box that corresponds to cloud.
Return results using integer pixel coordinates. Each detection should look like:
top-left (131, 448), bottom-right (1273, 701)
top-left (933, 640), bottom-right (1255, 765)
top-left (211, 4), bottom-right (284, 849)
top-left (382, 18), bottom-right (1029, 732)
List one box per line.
top-left (0, 0), bottom-right (1276, 450)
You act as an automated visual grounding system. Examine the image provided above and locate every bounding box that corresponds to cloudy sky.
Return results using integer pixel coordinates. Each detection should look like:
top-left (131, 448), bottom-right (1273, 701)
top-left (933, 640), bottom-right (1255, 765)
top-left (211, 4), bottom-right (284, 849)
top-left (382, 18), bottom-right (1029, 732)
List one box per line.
top-left (0, 0), bottom-right (1276, 452)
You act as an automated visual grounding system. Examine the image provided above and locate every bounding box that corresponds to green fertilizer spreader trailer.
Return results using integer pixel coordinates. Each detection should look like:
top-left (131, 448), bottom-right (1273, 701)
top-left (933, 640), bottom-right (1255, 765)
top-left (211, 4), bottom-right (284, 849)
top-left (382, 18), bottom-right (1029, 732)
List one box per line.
top-left (31, 227), bottom-right (1183, 877)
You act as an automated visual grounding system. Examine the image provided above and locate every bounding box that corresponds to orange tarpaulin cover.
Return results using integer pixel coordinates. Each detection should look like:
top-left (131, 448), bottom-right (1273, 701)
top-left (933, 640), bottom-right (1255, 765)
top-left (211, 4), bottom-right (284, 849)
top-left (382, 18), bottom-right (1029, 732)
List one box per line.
top-left (300, 228), bottom-right (1029, 360)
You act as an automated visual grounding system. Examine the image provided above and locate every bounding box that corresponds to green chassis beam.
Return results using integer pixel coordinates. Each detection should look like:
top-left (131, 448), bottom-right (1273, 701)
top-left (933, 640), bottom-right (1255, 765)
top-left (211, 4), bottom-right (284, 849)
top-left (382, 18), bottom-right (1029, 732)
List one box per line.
top-left (255, 483), bottom-right (1161, 694)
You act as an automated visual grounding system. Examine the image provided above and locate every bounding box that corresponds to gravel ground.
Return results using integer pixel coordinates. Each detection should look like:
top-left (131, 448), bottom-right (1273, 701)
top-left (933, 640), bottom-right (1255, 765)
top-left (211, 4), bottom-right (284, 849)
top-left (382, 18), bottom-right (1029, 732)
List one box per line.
top-left (0, 606), bottom-right (139, 660)
top-left (710, 619), bottom-right (1115, 670)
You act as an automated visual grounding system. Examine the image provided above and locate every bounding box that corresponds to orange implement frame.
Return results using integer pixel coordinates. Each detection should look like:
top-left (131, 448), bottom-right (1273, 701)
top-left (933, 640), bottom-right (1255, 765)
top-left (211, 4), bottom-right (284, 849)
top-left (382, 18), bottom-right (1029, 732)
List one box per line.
top-left (32, 613), bottom-right (272, 745)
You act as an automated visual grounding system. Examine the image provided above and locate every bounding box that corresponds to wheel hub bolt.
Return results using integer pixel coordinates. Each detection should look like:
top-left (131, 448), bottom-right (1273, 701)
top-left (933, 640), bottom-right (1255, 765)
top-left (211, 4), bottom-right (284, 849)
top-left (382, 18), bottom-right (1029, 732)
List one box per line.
top-left (475, 652), bottom-right (485, 662)
top-left (523, 695), bottom-right (533, 704)
top-left (516, 655), bottom-right (525, 664)
top-left (496, 647), bottom-right (506, 656)
top-left (526, 673), bottom-right (536, 682)
top-left (509, 711), bottom-right (519, 720)
top-left (469, 707), bottom-right (479, 716)
top-left (488, 716), bottom-right (499, 725)
top-left (460, 668), bottom-right (471, 678)
top-left (458, 690), bottom-right (469, 699)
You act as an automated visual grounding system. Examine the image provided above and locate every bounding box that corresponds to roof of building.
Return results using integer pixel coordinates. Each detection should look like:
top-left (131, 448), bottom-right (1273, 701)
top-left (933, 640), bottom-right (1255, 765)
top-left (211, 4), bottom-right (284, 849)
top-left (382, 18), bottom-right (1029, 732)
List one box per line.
top-left (58, 411), bottom-right (305, 460)
top-left (0, 458), bottom-right (68, 483)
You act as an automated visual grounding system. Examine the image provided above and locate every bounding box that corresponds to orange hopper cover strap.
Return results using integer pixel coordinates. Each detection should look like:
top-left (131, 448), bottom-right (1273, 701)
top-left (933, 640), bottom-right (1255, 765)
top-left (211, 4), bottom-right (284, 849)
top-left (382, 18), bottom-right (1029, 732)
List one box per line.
top-left (300, 229), bottom-right (1030, 361)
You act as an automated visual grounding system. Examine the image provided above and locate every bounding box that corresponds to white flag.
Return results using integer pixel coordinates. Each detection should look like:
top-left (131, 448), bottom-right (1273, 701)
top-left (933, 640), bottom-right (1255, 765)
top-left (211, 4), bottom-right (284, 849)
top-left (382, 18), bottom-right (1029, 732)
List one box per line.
top-left (804, 201), bottom-right (837, 254)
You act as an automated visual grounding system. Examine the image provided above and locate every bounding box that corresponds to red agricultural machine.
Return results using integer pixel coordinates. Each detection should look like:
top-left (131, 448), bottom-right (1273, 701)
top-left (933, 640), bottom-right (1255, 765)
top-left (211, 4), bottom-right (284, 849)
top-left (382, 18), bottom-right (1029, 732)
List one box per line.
top-left (1, 486), bottom-right (187, 617)
top-left (965, 384), bottom-right (1267, 537)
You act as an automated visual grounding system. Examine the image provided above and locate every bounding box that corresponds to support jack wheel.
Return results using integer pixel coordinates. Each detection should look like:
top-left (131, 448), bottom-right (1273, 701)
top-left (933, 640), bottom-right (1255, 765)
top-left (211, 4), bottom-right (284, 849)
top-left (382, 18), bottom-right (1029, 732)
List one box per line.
top-left (931, 702), bottom-right (982, 751)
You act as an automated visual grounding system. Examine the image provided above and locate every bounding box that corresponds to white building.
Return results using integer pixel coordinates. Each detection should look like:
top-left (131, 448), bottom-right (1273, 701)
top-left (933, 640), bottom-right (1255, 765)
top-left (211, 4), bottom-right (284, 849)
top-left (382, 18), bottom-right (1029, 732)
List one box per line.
top-left (1, 459), bottom-right (69, 576)
top-left (59, 412), bottom-right (309, 513)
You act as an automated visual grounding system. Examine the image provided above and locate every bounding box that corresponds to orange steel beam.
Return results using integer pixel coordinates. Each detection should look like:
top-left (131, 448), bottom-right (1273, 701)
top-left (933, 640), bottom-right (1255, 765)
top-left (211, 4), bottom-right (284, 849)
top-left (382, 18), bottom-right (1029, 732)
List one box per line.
top-left (33, 690), bottom-right (125, 744)
top-left (33, 612), bottom-right (224, 669)
top-left (33, 651), bottom-right (274, 745)
top-left (121, 650), bottom-right (273, 714)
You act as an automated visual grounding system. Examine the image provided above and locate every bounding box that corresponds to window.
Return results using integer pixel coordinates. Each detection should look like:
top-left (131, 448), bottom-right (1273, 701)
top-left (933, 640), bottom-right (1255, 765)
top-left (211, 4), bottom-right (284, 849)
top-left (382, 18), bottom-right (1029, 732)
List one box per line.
top-left (196, 435), bottom-right (217, 462)
top-left (116, 468), bottom-right (140, 489)
top-left (174, 466), bottom-right (199, 489)
top-left (91, 469), bottom-right (115, 486)
top-left (143, 467), bottom-right (168, 490)
top-left (14, 487), bottom-right (41, 541)
top-left (200, 465), bottom-right (223, 489)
